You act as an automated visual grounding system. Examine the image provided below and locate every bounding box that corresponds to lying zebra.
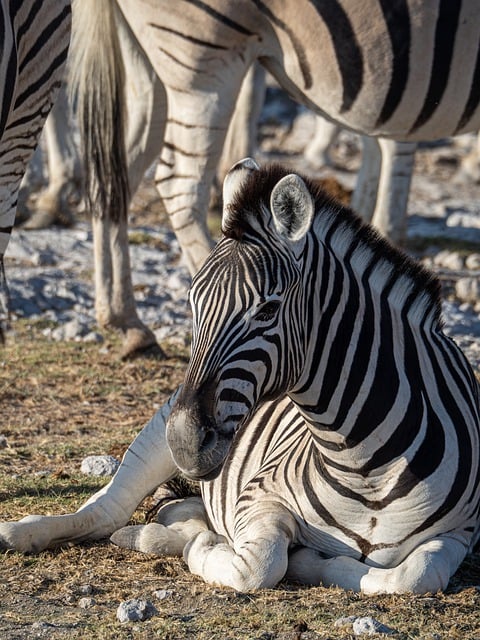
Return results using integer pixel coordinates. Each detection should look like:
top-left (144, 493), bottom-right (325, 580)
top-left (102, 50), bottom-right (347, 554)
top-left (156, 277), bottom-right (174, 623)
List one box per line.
top-left (2, 159), bottom-right (479, 594)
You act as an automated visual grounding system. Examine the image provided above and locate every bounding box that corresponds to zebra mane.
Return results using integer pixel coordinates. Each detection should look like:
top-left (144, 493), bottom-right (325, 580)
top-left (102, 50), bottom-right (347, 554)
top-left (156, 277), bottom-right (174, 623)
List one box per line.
top-left (224, 164), bottom-right (443, 324)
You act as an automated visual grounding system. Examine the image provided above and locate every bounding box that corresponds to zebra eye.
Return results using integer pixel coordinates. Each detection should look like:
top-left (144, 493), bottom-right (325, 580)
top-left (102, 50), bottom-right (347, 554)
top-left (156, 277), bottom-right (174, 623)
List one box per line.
top-left (253, 299), bottom-right (281, 322)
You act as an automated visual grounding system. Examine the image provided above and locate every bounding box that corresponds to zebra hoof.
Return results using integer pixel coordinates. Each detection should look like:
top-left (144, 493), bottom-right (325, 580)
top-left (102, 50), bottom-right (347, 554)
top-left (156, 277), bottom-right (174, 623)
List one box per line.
top-left (120, 328), bottom-right (166, 361)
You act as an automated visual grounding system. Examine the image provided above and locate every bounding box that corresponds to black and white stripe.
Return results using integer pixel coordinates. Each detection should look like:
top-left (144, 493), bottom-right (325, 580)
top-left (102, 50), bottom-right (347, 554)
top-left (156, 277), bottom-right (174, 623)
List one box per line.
top-left (0, 0), bottom-right (70, 330)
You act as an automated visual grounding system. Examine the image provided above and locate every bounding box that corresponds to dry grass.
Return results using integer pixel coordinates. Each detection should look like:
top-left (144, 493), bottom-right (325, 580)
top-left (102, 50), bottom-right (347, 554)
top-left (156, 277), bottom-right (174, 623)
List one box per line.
top-left (0, 323), bottom-right (479, 640)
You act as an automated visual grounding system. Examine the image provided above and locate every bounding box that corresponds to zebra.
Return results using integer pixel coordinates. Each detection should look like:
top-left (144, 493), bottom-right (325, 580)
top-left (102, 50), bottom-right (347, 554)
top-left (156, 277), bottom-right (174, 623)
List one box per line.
top-left (0, 0), bottom-right (71, 337)
top-left (19, 83), bottom-right (82, 231)
top-left (1, 158), bottom-right (479, 594)
top-left (65, 0), bottom-right (480, 357)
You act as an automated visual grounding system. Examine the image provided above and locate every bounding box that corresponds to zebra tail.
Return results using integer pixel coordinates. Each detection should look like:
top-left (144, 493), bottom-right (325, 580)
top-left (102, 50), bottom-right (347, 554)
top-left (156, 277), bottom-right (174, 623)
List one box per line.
top-left (68, 0), bottom-right (129, 222)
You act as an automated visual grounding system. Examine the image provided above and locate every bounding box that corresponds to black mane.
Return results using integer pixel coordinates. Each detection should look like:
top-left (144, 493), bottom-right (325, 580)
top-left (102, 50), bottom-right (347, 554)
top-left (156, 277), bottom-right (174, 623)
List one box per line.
top-left (223, 163), bottom-right (442, 324)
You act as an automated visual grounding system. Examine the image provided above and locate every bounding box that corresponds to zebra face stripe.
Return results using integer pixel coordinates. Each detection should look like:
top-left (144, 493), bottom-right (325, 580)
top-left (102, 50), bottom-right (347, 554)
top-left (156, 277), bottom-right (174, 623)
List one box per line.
top-left (167, 207), bottom-right (312, 478)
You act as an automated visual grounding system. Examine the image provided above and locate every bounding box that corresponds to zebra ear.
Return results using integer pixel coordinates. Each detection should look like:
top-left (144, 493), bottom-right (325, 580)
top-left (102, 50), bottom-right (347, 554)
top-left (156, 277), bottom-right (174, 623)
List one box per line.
top-left (222, 157), bottom-right (260, 232)
top-left (270, 174), bottom-right (314, 242)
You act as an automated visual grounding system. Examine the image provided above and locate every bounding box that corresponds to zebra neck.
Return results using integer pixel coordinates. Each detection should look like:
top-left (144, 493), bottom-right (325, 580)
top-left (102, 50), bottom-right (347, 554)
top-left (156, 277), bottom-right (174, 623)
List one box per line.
top-left (289, 224), bottom-right (440, 449)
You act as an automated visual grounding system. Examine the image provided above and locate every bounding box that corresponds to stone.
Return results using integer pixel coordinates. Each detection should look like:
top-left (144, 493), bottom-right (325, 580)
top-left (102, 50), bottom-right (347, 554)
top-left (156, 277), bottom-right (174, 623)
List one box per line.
top-left (352, 616), bottom-right (397, 636)
top-left (153, 589), bottom-right (174, 600)
top-left (455, 277), bottom-right (480, 305)
top-left (78, 597), bottom-right (96, 609)
top-left (116, 598), bottom-right (157, 623)
top-left (80, 455), bottom-right (120, 477)
top-left (465, 253), bottom-right (480, 270)
top-left (433, 250), bottom-right (465, 271)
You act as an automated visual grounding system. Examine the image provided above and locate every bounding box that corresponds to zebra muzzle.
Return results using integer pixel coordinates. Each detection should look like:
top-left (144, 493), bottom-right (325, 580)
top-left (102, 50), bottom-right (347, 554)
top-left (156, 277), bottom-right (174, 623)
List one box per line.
top-left (166, 392), bottom-right (233, 480)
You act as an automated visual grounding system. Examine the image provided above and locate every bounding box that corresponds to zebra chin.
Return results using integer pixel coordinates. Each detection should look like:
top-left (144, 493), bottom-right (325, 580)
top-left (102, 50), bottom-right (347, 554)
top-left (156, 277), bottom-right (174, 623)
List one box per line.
top-left (165, 407), bottom-right (234, 481)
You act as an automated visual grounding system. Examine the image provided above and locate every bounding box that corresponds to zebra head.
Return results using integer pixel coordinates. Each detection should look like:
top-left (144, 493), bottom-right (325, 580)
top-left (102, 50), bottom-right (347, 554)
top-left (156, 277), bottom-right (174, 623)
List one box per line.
top-left (166, 158), bottom-right (317, 479)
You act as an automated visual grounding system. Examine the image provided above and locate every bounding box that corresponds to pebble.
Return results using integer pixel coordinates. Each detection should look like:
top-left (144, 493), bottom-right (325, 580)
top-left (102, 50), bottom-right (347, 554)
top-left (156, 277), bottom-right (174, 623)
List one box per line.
top-left (446, 211), bottom-right (480, 229)
top-left (455, 277), bottom-right (480, 305)
top-left (78, 597), bottom-right (96, 609)
top-left (0, 434), bottom-right (8, 449)
top-left (352, 616), bottom-right (397, 636)
top-left (433, 250), bottom-right (465, 271)
top-left (116, 598), bottom-right (157, 623)
top-left (153, 589), bottom-right (174, 600)
top-left (465, 253), bottom-right (480, 270)
top-left (335, 616), bottom-right (397, 636)
top-left (80, 455), bottom-right (120, 477)
top-left (78, 584), bottom-right (94, 595)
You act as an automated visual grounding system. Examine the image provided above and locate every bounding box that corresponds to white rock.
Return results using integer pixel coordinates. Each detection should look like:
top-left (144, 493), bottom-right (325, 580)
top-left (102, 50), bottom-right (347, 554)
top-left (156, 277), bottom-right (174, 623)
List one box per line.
top-left (352, 616), bottom-right (397, 636)
top-left (116, 598), bottom-right (157, 623)
top-left (82, 331), bottom-right (104, 344)
top-left (433, 250), bottom-right (465, 271)
top-left (153, 589), bottom-right (174, 600)
top-left (81, 455), bottom-right (120, 477)
top-left (455, 277), bottom-right (480, 304)
top-left (447, 212), bottom-right (480, 229)
top-left (78, 597), bottom-right (96, 609)
top-left (465, 253), bottom-right (480, 270)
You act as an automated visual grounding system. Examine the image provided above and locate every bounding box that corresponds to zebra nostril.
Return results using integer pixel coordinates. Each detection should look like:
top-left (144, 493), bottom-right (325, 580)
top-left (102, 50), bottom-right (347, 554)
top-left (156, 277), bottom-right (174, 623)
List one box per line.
top-left (200, 428), bottom-right (217, 452)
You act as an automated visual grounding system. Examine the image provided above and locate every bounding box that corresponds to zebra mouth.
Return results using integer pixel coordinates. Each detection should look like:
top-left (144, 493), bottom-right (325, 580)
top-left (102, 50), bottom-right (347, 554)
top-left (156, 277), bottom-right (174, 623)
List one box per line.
top-left (182, 463), bottom-right (224, 482)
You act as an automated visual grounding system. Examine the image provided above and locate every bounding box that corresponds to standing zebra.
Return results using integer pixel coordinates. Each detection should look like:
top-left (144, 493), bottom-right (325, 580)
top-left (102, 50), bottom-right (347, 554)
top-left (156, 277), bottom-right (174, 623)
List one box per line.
top-left (67, 0), bottom-right (480, 356)
top-left (0, 0), bottom-right (71, 336)
top-left (1, 159), bottom-right (479, 594)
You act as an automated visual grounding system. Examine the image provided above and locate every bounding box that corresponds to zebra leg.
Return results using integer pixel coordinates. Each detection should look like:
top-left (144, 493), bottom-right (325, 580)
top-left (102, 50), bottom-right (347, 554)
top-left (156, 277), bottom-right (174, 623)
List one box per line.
top-left (92, 211), bottom-right (166, 360)
top-left (286, 533), bottom-right (469, 594)
top-left (350, 136), bottom-right (381, 221)
top-left (371, 139), bottom-right (417, 245)
top-left (24, 84), bottom-right (79, 230)
top-left (155, 71), bottom-right (251, 275)
top-left (111, 496), bottom-right (208, 556)
top-left (92, 13), bottom-right (167, 359)
top-left (217, 64), bottom-right (266, 182)
top-left (183, 506), bottom-right (297, 590)
top-left (304, 118), bottom-right (340, 169)
top-left (0, 391), bottom-right (179, 553)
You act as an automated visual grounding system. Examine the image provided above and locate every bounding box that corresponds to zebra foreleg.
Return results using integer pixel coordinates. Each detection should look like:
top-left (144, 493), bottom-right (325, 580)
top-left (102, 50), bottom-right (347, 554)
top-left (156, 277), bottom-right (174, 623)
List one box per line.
top-left (110, 496), bottom-right (208, 556)
top-left (286, 533), bottom-right (470, 594)
top-left (0, 391), bottom-right (179, 553)
top-left (183, 506), bottom-right (297, 591)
